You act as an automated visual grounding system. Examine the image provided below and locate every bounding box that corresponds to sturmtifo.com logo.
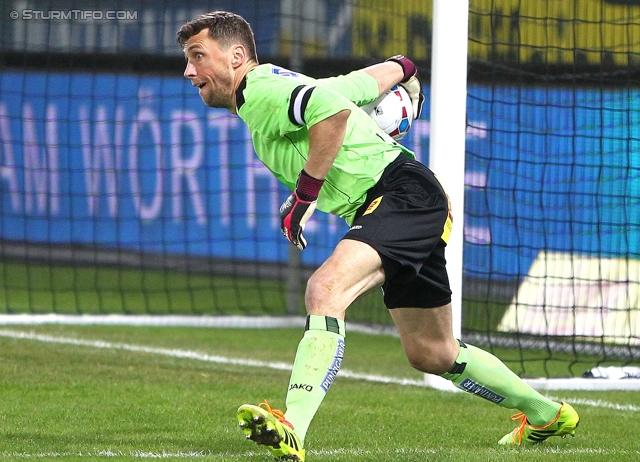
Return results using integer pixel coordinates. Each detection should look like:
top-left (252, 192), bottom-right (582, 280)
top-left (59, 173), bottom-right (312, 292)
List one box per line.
top-left (10, 10), bottom-right (138, 20)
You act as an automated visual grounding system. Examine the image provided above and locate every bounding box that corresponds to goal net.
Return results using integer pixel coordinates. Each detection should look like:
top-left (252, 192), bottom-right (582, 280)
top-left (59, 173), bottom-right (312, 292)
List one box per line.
top-left (464, 0), bottom-right (640, 379)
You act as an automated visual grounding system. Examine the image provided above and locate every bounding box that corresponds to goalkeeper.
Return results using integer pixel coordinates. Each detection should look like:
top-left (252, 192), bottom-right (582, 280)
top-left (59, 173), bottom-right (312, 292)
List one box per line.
top-left (177, 11), bottom-right (579, 461)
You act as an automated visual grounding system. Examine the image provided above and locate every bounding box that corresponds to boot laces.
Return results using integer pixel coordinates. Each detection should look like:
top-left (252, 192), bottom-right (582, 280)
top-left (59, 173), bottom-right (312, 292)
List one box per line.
top-left (509, 406), bottom-right (562, 444)
top-left (509, 412), bottom-right (528, 445)
top-left (259, 400), bottom-right (294, 429)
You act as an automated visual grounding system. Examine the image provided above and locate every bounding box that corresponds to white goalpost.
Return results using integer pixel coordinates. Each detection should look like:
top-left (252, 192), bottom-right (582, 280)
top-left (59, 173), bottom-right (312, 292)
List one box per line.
top-left (423, 0), bottom-right (468, 392)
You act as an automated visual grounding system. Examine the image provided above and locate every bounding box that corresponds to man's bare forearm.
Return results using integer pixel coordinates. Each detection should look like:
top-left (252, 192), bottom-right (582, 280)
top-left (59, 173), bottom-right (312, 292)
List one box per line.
top-left (361, 62), bottom-right (405, 96)
top-left (304, 109), bottom-right (351, 180)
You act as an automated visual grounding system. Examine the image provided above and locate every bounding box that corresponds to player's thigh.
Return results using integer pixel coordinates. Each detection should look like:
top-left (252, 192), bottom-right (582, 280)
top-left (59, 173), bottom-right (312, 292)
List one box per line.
top-left (305, 238), bottom-right (385, 318)
top-left (389, 305), bottom-right (459, 374)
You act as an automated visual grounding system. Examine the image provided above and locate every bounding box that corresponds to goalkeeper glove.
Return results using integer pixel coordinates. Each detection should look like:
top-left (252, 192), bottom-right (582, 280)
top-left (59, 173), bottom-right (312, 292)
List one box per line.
top-left (386, 55), bottom-right (425, 119)
top-left (279, 170), bottom-right (324, 250)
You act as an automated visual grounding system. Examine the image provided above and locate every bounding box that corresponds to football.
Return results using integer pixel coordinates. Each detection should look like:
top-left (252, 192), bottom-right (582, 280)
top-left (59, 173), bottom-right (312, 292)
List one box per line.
top-left (361, 84), bottom-right (413, 141)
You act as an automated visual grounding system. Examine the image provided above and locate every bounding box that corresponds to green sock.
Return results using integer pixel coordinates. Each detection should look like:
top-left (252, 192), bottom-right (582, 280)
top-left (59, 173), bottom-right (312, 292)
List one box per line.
top-left (441, 340), bottom-right (561, 426)
top-left (284, 315), bottom-right (346, 445)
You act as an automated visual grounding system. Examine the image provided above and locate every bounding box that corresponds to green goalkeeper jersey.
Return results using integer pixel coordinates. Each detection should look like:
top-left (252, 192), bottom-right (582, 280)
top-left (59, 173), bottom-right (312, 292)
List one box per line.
top-left (235, 63), bottom-right (415, 225)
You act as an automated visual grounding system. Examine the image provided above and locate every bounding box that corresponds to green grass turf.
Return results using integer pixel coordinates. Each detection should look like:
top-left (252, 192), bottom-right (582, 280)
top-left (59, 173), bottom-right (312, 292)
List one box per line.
top-left (1, 325), bottom-right (639, 461)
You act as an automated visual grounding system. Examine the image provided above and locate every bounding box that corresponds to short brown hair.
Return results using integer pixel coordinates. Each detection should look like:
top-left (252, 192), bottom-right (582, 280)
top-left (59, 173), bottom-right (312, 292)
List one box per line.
top-left (176, 11), bottom-right (258, 62)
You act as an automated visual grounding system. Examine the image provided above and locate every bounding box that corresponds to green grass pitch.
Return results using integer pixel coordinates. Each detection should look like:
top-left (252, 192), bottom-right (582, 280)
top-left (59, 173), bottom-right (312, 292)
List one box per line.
top-left (1, 324), bottom-right (639, 461)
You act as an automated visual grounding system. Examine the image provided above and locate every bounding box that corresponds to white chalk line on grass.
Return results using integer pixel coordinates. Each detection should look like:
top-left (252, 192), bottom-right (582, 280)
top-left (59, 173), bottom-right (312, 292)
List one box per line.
top-left (548, 396), bottom-right (640, 413)
top-left (1, 329), bottom-right (639, 414)
top-left (2, 447), bottom-right (639, 458)
top-left (0, 329), bottom-right (424, 387)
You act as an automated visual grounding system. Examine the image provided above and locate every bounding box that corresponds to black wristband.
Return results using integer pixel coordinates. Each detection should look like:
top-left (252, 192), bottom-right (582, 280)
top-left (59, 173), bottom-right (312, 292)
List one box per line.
top-left (296, 169), bottom-right (324, 201)
top-left (386, 55), bottom-right (417, 82)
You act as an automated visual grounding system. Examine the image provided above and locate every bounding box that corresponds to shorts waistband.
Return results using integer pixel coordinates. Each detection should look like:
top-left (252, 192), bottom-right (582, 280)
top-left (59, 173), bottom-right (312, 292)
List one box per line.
top-left (380, 153), bottom-right (412, 180)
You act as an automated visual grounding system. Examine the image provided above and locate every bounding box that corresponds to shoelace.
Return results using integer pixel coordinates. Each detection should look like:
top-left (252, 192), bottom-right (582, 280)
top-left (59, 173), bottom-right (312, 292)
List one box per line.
top-left (509, 412), bottom-right (528, 445)
top-left (259, 400), bottom-right (294, 429)
top-left (509, 406), bottom-right (562, 445)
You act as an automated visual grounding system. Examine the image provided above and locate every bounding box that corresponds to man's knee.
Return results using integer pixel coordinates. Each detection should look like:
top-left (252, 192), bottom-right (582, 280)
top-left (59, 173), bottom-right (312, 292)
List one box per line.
top-left (304, 271), bottom-right (336, 315)
top-left (405, 339), bottom-right (459, 375)
top-left (304, 273), bottom-right (322, 309)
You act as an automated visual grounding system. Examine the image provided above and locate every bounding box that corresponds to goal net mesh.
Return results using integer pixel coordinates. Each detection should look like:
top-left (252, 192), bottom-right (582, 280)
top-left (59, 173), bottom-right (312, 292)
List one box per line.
top-left (464, 0), bottom-right (640, 376)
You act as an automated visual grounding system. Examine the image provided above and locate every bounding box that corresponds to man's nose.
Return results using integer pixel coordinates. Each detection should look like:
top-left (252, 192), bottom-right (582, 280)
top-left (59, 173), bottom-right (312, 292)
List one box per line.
top-left (184, 61), bottom-right (196, 79)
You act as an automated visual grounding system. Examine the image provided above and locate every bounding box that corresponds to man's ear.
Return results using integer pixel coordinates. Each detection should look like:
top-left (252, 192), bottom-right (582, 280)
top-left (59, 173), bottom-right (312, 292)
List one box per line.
top-left (231, 45), bottom-right (247, 67)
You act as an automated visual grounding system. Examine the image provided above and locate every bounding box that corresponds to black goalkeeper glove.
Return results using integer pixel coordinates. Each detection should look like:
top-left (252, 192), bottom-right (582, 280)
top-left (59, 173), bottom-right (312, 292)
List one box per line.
top-left (386, 55), bottom-right (425, 119)
top-left (279, 170), bottom-right (325, 250)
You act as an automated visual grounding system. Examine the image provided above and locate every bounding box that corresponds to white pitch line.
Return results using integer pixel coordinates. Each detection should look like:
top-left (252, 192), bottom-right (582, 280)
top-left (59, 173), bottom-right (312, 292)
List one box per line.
top-left (547, 396), bottom-right (640, 413)
top-left (2, 447), bottom-right (639, 459)
top-left (1, 329), bottom-right (638, 413)
top-left (0, 329), bottom-right (425, 387)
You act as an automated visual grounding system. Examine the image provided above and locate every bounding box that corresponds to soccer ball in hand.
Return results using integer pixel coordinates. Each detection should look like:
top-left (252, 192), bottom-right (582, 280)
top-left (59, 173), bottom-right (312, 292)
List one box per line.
top-left (361, 85), bottom-right (413, 141)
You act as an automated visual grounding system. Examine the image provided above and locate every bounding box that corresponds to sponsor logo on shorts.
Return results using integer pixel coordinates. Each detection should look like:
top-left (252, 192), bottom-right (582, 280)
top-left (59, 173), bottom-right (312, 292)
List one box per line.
top-left (320, 338), bottom-right (345, 392)
top-left (363, 196), bottom-right (383, 216)
top-left (349, 225), bottom-right (362, 231)
top-left (459, 378), bottom-right (505, 404)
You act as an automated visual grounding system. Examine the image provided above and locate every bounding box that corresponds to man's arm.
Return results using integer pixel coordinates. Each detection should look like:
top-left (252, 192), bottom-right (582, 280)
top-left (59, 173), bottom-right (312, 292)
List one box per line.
top-left (317, 63), bottom-right (404, 107)
top-left (304, 109), bottom-right (350, 180)
top-left (319, 57), bottom-right (424, 119)
top-left (360, 62), bottom-right (405, 96)
top-left (279, 109), bottom-right (350, 250)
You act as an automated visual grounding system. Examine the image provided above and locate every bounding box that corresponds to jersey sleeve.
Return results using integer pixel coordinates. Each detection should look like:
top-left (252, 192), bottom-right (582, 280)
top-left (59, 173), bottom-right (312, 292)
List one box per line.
top-left (300, 84), bottom-right (355, 127)
top-left (239, 71), bottom-right (356, 138)
top-left (317, 70), bottom-right (381, 107)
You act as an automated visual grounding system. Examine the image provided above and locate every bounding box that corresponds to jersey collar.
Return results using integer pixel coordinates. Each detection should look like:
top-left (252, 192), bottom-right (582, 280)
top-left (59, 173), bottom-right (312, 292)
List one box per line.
top-left (235, 75), bottom-right (247, 112)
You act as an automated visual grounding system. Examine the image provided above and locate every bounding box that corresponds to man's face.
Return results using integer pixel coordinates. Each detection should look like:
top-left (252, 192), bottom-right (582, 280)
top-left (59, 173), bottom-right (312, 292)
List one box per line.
top-left (183, 29), bottom-right (235, 109)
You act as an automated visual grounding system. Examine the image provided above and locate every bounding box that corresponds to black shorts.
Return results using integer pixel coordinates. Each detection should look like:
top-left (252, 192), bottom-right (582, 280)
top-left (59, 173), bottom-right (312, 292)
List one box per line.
top-left (343, 155), bottom-right (452, 309)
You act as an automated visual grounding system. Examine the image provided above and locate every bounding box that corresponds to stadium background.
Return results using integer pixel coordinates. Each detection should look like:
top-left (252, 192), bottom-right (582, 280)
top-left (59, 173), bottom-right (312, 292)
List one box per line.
top-left (1, 0), bottom-right (638, 375)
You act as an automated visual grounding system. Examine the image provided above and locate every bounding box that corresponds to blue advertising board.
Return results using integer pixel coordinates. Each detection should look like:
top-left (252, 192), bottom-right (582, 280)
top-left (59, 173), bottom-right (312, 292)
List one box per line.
top-left (465, 86), bottom-right (640, 278)
top-left (0, 70), bottom-right (425, 266)
top-left (1, 70), bottom-right (638, 277)
top-left (0, 71), bottom-right (346, 264)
